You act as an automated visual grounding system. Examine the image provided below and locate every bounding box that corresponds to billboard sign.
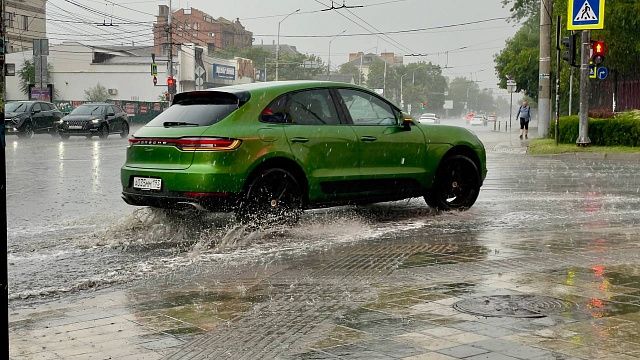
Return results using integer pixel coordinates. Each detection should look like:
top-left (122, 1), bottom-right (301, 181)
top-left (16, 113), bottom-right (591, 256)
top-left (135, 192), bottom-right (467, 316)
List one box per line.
top-left (213, 64), bottom-right (236, 80)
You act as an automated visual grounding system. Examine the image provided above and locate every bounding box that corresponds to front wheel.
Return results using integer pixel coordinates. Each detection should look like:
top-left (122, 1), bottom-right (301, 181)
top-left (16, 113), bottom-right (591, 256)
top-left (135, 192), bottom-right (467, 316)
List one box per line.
top-left (17, 123), bottom-right (34, 139)
top-left (425, 155), bottom-right (481, 211)
top-left (98, 124), bottom-right (109, 139)
top-left (236, 168), bottom-right (304, 226)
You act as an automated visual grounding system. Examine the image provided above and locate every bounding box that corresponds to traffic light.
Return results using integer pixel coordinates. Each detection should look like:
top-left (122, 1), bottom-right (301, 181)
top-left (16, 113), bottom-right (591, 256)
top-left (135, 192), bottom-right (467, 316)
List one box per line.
top-left (153, 76), bottom-right (157, 86)
top-left (591, 40), bottom-right (606, 65)
top-left (561, 34), bottom-right (578, 67)
top-left (167, 76), bottom-right (176, 94)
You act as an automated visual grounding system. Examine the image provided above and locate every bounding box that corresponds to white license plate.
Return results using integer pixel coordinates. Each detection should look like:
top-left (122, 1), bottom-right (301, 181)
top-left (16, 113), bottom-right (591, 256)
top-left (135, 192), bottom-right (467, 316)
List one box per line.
top-left (133, 177), bottom-right (162, 191)
top-left (68, 125), bottom-right (83, 130)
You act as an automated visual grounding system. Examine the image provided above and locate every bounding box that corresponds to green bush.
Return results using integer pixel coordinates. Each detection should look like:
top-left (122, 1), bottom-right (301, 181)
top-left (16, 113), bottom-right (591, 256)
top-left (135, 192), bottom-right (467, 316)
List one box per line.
top-left (549, 111), bottom-right (640, 147)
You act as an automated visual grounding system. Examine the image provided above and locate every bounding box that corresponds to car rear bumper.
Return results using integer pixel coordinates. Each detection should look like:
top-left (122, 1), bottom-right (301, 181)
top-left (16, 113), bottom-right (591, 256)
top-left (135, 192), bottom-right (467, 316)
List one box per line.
top-left (122, 190), bottom-right (239, 211)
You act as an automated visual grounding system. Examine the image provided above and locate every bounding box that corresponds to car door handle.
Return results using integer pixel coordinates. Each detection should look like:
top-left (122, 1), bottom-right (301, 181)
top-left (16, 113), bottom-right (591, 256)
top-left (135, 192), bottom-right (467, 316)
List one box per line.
top-left (290, 137), bottom-right (309, 143)
top-left (360, 136), bottom-right (377, 142)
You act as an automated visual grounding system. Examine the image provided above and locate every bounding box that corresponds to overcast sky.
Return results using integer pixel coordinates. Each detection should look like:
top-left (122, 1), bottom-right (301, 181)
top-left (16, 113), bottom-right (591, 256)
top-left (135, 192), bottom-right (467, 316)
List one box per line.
top-left (48, 0), bottom-right (522, 96)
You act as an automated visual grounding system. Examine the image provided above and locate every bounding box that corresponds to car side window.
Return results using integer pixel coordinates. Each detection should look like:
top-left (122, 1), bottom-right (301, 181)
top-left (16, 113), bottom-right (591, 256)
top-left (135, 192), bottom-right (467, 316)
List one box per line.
top-left (286, 89), bottom-right (341, 125)
top-left (108, 106), bottom-right (117, 115)
top-left (337, 89), bottom-right (397, 126)
top-left (41, 103), bottom-right (52, 111)
top-left (31, 103), bottom-right (42, 113)
top-left (113, 106), bottom-right (124, 114)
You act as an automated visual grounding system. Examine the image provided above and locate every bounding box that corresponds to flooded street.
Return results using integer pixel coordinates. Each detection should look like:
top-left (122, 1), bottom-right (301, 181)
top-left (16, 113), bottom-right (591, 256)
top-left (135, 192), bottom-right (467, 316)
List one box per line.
top-left (8, 122), bottom-right (640, 359)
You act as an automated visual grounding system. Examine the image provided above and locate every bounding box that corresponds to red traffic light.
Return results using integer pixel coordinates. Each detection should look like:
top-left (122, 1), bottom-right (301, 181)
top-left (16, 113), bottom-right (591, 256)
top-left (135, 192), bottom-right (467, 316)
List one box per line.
top-left (167, 76), bottom-right (175, 86)
top-left (591, 40), bottom-right (606, 65)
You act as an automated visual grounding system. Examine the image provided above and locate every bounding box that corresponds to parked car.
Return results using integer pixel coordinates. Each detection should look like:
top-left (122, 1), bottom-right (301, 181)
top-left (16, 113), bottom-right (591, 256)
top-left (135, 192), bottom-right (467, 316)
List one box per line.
top-left (57, 103), bottom-right (130, 139)
top-left (4, 101), bottom-right (64, 138)
top-left (121, 81), bottom-right (487, 224)
top-left (470, 115), bottom-right (486, 126)
top-left (418, 113), bottom-right (440, 124)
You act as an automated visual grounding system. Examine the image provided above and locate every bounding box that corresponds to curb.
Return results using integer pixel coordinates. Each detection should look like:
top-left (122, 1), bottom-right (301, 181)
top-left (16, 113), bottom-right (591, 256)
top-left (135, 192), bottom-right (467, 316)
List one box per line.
top-left (528, 152), bottom-right (640, 162)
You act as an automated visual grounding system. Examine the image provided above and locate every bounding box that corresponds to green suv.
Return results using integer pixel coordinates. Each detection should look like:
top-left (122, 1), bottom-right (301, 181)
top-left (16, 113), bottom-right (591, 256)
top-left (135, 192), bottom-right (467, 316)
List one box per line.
top-left (121, 81), bottom-right (486, 221)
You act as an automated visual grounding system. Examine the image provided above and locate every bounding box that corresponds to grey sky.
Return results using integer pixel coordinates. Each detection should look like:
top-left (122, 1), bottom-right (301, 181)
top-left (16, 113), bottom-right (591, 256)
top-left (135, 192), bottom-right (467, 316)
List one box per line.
top-left (48, 0), bottom-right (520, 94)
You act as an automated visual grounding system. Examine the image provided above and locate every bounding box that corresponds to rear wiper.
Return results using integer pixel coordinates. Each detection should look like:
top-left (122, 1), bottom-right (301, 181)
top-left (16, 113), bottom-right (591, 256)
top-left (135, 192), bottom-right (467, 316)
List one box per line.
top-left (163, 121), bottom-right (199, 127)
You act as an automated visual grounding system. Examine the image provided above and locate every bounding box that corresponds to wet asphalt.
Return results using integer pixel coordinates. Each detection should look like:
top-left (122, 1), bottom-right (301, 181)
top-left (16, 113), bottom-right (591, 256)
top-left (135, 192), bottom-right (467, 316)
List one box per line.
top-left (7, 120), bottom-right (640, 359)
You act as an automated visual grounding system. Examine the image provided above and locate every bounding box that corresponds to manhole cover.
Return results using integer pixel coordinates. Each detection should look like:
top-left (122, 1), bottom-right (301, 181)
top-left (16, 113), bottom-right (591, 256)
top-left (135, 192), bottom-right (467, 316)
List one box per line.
top-left (453, 295), bottom-right (575, 318)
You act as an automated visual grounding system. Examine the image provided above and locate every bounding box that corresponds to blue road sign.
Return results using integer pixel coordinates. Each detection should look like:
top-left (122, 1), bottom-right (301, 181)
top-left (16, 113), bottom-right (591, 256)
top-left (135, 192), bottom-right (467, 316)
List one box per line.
top-left (568, 0), bottom-right (605, 30)
top-left (597, 66), bottom-right (609, 80)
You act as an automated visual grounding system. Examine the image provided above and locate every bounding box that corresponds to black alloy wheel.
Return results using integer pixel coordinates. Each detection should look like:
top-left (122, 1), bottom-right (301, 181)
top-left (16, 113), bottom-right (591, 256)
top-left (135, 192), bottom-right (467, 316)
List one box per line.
top-left (98, 124), bottom-right (109, 139)
top-left (17, 122), bottom-right (34, 139)
top-left (120, 122), bottom-right (130, 138)
top-left (425, 155), bottom-right (481, 211)
top-left (236, 168), bottom-right (304, 225)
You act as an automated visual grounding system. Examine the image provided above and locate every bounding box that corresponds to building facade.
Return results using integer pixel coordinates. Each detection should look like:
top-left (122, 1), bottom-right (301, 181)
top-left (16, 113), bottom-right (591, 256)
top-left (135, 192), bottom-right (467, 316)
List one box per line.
top-left (4, 42), bottom-right (256, 102)
top-left (4, 0), bottom-right (47, 53)
top-left (153, 5), bottom-right (253, 58)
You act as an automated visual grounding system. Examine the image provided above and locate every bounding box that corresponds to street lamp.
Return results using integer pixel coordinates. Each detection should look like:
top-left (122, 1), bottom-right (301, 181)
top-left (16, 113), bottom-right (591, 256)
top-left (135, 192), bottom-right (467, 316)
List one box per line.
top-left (507, 78), bottom-right (517, 139)
top-left (327, 29), bottom-right (346, 78)
top-left (400, 73), bottom-right (408, 110)
top-left (276, 8), bottom-right (300, 81)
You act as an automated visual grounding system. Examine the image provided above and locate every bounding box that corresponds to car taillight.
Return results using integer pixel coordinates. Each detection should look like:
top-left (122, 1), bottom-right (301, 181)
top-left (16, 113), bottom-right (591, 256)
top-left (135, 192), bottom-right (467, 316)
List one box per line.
top-left (128, 137), bottom-right (241, 151)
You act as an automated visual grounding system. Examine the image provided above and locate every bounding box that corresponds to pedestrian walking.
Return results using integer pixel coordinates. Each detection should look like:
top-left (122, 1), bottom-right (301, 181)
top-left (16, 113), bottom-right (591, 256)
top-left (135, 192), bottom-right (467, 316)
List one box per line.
top-left (516, 100), bottom-right (531, 139)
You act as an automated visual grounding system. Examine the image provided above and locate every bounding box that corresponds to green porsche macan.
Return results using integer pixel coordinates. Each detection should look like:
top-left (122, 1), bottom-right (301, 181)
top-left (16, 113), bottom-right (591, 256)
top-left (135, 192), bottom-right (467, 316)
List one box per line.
top-left (121, 81), bottom-right (487, 222)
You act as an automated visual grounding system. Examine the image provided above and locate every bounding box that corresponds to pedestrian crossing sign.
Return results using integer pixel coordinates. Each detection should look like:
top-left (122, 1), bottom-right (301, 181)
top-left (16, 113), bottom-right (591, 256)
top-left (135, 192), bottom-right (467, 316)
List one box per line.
top-left (568, 0), bottom-right (605, 30)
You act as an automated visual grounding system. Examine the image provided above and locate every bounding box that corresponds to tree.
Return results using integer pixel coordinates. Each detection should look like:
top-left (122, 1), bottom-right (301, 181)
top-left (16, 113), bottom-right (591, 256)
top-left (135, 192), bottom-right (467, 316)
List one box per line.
top-left (494, 14), bottom-right (540, 100)
top-left (339, 62), bottom-right (363, 84)
top-left (367, 60), bottom-right (399, 102)
top-left (84, 83), bottom-right (110, 102)
top-left (18, 60), bottom-right (58, 99)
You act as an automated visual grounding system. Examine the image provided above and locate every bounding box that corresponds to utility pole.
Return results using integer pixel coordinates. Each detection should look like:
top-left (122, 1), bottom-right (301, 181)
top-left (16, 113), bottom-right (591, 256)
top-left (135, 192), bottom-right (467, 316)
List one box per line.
top-left (569, 67), bottom-right (574, 115)
top-left (276, 9), bottom-right (300, 82)
top-left (383, 60), bottom-right (387, 97)
top-left (577, 30), bottom-right (591, 146)
top-left (538, 0), bottom-right (552, 137)
top-left (167, 0), bottom-right (173, 102)
top-left (359, 54), bottom-right (363, 85)
top-left (1, 0), bottom-right (8, 357)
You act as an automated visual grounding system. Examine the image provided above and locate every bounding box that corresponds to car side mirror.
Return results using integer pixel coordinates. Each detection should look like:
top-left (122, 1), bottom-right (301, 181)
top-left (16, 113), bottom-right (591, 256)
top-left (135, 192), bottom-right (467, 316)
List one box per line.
top-left (261, 112), bottom-right (288, 124)
top-left (32, 109), bottom-right (41, 114)
top-left (107, 112), bottom-right (115, 117)
top-left (401, 115), bottom-right (414, 131)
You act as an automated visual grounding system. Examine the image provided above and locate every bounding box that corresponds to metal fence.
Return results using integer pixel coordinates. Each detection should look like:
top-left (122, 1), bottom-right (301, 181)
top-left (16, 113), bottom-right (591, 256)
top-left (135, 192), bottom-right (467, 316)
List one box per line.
top-left (590, 74), bottom-right (640, 114)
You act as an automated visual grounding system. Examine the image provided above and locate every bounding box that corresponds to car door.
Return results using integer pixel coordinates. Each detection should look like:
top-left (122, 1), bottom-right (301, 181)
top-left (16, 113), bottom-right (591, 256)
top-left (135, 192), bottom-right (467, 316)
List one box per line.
top-left (336, 88), bottom-right (428, 194)
top-left (278, 88), bottom-right (360, 203)
top-left (106, 105), bottom-right (119, 132)
top-left (41, 103), bottom-right (55, 130)
top-left (30, 103), bottom-right (45, 131)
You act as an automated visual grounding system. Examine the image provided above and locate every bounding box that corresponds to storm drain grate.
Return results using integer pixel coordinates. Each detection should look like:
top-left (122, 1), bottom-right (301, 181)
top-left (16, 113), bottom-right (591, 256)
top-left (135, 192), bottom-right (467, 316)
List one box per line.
top-left (453, 295), bottom-right (575, 318)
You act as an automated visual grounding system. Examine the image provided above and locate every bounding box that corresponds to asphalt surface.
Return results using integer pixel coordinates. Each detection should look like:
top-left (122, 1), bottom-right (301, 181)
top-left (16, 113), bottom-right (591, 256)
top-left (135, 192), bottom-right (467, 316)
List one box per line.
top-left (7, 120), bottom-right (640, 359)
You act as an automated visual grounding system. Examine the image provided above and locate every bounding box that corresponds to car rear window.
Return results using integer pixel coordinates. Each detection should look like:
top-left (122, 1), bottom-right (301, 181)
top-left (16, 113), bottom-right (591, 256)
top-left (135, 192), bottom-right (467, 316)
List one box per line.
top-left (146, 91), bottom-right (248, 127)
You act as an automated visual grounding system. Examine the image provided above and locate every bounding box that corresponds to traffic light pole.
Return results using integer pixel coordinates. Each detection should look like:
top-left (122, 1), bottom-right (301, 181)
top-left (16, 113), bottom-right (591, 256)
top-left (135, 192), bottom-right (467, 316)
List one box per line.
top-left (577, 30), bottom-right (591, 146)
top-left (1, 0), bottom-right (9, 356)
top-left (167, 0), bottom-right (174, 102)
top-left (554, 17), bottom-right (561, 146)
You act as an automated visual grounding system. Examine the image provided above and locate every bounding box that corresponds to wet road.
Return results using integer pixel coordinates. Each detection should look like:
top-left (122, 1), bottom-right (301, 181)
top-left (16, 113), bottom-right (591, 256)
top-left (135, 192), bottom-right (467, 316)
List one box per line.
top-left (7, 120), bottom-right (640, 359)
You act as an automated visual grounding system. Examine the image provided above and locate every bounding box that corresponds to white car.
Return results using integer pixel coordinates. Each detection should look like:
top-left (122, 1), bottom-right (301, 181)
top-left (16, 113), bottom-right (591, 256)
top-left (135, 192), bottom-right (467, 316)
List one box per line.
top-left (419, 113), bottom-right (440, 124)
top-left (470, 115), bottom-right (486, 126)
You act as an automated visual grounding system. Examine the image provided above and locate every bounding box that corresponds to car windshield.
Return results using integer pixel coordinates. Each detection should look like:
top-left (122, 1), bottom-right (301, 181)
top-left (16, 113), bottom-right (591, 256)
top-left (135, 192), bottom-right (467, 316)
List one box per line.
top-left (146, 92), bottom-right (244, 127)
top-left (6, 102), bottom-right (30, 113)
top-left (70, 105), bottom-right (104, 116)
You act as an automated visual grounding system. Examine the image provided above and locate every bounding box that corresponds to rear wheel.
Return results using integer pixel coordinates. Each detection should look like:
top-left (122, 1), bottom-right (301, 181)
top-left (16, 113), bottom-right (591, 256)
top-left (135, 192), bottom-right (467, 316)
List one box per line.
top-left (425, 155), bottom-right (480, 211)
top-left (236, 168), bottom-right (303, 225)
top-left (98, 124), bottom-right (109, 139)
top-left (17, 123), bottom-right (34, 139)
top-left (120, 122), bottom-right (130, 138)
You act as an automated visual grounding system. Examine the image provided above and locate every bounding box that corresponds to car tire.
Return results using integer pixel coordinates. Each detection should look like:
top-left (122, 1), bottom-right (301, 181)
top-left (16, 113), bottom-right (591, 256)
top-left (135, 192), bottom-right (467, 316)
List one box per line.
top-left (98, 124), bottom-right (109, 139)
top-left (120, 122), bottom-right (130, 138)
top-left (17, 122), bottom-right (34, 139)
top-left (236, 168), bottom-right (304, 226)
top-left (425, 154), bottom-right (481, 211)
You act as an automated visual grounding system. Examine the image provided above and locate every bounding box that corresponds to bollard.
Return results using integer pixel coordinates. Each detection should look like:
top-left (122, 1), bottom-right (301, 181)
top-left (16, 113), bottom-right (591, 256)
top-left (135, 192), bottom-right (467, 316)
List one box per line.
top-left (498, 121), bottom-right (501, 131)
top-left (493, 121), bottom-right (496, 131)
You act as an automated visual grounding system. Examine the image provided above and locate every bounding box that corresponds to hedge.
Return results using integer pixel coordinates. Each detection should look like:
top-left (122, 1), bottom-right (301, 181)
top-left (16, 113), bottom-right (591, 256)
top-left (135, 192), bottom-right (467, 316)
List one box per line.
top-left (549, 111), bottom-right (640, 147)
